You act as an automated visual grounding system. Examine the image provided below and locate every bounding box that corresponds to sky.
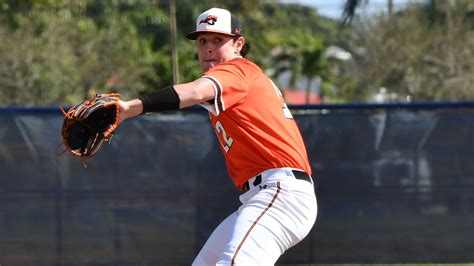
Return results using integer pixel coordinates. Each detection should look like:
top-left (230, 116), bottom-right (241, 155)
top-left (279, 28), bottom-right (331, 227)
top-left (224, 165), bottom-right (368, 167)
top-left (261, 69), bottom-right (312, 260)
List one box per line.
top-left (278, 0), bottom-right (427, 19)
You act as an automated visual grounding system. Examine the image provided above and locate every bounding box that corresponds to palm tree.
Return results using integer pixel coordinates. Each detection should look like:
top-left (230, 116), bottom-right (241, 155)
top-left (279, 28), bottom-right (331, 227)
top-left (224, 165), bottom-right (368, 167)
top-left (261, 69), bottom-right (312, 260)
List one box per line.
top-left (270, 32), bottom-right (327, 103)
top-left (341, 0), bottom-right (394, 25)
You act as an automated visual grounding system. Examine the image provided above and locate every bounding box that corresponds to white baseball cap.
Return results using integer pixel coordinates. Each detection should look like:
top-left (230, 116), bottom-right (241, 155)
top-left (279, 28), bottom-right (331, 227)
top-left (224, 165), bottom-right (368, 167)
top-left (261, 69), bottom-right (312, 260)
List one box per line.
top-left (186, 8), bottom-right (243, 40)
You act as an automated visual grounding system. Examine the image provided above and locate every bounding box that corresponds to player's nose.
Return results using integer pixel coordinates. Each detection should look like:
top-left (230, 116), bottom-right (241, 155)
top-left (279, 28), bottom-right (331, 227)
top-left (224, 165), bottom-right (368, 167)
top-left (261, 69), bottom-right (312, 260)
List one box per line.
top-left (203, 41), bottom-right (217, 51)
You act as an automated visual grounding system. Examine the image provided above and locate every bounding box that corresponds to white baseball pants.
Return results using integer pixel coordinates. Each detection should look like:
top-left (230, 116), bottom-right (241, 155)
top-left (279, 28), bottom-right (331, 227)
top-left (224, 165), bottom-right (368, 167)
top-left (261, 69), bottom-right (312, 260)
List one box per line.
top-left (192, 168), bottom-right (318, 265)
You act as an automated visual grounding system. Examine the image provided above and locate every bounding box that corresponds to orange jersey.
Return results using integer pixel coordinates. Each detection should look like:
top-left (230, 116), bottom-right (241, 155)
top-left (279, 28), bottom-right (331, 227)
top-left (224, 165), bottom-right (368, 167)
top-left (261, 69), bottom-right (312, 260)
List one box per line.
top-left (200, 57), bottom-right (312, 189)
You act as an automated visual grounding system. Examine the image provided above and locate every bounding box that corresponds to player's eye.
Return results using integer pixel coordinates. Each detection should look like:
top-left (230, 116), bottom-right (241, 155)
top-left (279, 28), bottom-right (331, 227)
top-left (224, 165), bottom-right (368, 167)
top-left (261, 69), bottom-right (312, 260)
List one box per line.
top-left (197, 38), bottom-right (206, 46)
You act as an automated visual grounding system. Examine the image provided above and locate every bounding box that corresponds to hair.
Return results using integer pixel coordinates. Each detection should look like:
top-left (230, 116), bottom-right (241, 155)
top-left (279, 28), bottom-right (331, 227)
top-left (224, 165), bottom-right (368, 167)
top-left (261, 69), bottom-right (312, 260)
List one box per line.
top-left (233, 36), bottom-right (250, 58)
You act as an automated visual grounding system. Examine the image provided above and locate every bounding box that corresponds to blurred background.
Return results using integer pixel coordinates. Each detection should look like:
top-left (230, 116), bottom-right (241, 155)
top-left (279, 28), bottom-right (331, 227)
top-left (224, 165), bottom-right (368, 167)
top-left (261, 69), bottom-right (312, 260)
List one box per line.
top-left (0, 0), bottom-right (472, 107)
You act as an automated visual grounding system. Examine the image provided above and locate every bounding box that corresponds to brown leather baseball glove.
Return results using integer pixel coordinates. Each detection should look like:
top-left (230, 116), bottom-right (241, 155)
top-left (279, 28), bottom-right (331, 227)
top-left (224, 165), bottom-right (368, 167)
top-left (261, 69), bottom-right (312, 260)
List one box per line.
top-left (60, 93), bottom-right (121, 159)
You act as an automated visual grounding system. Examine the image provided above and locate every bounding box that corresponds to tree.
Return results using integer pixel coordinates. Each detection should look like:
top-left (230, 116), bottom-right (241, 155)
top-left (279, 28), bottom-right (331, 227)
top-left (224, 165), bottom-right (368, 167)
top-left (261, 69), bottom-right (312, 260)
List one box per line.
top-left (348, 0), bottom-right (474, 101)
top-left (341, 0), bottom-right (394, 25)
top-left (0, 0), bottom-right (348, 105)
top-left (270, 31), bottom-right (328, 100)
top-left (0, 0), bottom-right (159, 105)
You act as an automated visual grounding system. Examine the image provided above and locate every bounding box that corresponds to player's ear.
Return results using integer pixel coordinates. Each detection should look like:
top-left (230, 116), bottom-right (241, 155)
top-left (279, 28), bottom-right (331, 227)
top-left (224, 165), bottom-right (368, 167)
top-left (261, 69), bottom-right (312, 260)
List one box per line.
top-left (233, 36), bottom-right (245, 54)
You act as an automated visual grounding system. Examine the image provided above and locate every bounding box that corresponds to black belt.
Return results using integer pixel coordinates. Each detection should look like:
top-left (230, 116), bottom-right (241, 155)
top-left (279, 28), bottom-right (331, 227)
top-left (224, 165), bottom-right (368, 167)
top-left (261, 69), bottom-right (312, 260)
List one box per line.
top-left (242, 170), bottom-right (312, 192)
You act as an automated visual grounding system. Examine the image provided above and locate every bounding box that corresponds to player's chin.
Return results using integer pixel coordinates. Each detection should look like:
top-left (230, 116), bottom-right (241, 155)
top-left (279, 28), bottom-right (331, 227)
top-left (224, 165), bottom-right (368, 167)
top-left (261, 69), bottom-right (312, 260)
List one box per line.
top-left (202, 61), bottom-right (216, 72)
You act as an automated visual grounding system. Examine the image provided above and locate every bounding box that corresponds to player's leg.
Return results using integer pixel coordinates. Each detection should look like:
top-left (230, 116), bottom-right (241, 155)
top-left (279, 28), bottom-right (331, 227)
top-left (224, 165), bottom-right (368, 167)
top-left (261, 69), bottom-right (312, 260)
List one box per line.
top-left (217, 178), bottom-right (317, 265)
top-left (192, 210), bottom-right (238, 265)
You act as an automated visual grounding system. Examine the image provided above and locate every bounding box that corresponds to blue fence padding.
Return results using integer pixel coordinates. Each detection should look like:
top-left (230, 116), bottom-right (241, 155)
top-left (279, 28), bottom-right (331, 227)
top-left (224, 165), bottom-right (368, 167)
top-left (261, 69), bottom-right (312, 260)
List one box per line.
top-left (0, 102), bottom-right (473, 264)
top-left (2, 100), bottom-right (474, 113)
top-left (290, 101), bottom-right (474, 110)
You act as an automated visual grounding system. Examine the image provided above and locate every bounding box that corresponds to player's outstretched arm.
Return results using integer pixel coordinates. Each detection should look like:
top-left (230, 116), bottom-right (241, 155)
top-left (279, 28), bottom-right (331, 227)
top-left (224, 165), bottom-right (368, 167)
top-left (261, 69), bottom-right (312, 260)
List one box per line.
top-left (174, 78), bottom-right (215, 108)
top-left (118, 99), bottom-right (143, 124)
top-left (118, 78), bottom-right (215, 124)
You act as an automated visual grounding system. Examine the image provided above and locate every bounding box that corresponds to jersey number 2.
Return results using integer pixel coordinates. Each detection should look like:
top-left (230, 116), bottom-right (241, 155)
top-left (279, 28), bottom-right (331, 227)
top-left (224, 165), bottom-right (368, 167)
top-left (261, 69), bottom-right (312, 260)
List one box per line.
top-left (215, 121), bottom-right (233, 153)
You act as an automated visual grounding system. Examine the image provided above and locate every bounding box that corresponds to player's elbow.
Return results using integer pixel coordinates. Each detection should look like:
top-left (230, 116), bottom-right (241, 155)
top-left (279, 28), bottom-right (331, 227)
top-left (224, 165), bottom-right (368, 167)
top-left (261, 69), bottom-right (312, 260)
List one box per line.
top-left (175, 80), bottom-right (215, 108)
top-left (188, 86), bottom-right (209, 103)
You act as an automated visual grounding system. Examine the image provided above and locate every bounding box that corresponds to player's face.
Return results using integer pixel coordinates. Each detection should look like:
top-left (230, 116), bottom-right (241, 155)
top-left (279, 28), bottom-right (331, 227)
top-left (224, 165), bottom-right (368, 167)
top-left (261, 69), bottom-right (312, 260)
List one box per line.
top-left (196, 33), bottom-right (238, 72)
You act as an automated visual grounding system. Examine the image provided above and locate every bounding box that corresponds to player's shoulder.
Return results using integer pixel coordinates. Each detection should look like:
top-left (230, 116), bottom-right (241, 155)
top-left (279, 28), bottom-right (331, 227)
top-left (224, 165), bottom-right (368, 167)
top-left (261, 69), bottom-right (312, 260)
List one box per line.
top-left (214, 57), bottom-right (262, 73)
top-left (229, 57), bottom-right (261, 70)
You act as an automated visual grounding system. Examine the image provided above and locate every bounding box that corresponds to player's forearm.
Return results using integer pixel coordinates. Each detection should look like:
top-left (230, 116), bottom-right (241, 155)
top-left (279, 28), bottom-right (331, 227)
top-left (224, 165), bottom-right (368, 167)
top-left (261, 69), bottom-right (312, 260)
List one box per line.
top-left (118, 99), bottom-right (143, 123)
top-left (119, 78), bottom-right (214, 122)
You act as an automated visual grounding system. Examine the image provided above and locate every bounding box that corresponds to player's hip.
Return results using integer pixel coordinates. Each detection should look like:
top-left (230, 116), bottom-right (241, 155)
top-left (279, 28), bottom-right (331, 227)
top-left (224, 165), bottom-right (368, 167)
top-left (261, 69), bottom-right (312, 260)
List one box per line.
top-left (231, 170), bottom-right (317, 262)
top-left (240, 167), bottom-right (314, 194)
top-left (238, 167), bottom-right (317, 234)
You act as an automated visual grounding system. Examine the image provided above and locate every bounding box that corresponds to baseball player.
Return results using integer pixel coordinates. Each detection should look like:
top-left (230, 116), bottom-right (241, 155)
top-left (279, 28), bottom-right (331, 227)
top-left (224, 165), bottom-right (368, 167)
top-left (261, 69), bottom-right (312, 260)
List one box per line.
top-left (118, 7), bottom-right (317, 265)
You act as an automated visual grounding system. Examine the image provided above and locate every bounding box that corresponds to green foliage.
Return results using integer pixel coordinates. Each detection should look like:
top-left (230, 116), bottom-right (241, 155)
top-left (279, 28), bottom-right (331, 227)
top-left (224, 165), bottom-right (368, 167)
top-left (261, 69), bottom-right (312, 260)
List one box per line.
top-left (349, 0), bottom-right (474, 101)
top-left (0, 0), bottom-right (159, 105)
top-left (2, 0), bottom-right (470, 106)
top-left (0, 0), bottom-right (344, 106)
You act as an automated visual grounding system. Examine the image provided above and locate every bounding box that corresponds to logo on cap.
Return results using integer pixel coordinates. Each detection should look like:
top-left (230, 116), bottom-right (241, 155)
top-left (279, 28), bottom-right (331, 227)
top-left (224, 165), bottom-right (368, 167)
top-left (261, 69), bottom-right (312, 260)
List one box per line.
top-left (200, 15), bottom-right (218, 25)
